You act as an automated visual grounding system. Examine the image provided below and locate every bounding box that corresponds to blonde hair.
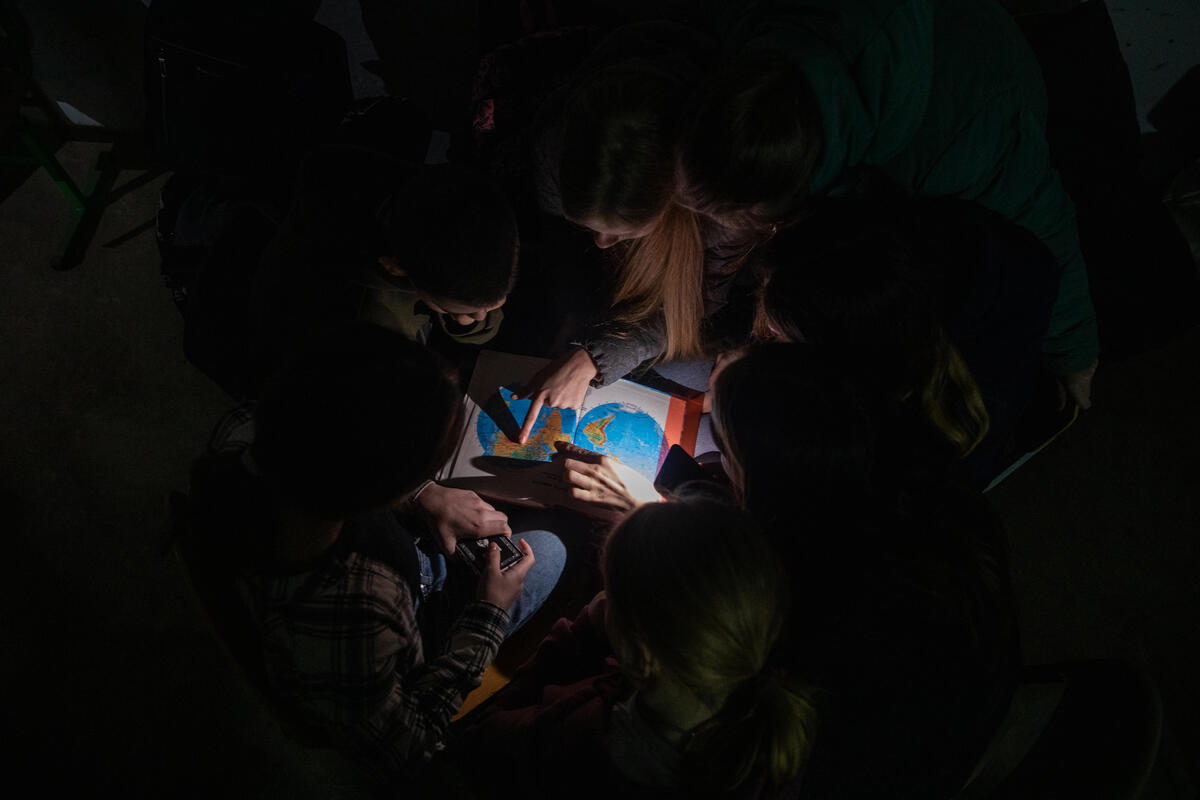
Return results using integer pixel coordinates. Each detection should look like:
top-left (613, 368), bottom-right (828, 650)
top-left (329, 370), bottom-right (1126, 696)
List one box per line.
top-left (604, 498), bottom-right (817, 791)
top-left (609, 202), bottom-right (707, 360)
top-left (920, 336), bottom-right (990, 456)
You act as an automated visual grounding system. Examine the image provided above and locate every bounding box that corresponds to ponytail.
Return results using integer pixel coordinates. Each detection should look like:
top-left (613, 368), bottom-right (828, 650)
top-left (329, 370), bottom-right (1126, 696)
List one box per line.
top-left (683, 666), bottom-right (818, 792)
top-left (920, 333), bottom-right (990, 457)
top-left (611, 202), bottom-right (706, 360)
top-left (604, 499), bottom-right (816, 794)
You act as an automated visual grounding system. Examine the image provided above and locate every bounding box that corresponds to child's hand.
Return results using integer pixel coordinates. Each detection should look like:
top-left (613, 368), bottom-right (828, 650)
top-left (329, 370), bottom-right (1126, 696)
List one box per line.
top-left (511, 347), bottom-right (598, 443)
top-left (1058, 359), bottom-right (1098, 411)
top-left (556, 444), bottom-right (641, 523)
top-left (478, 538), bottom-right (535, 611)
top-left (416, 484), bottom-right (510, 555)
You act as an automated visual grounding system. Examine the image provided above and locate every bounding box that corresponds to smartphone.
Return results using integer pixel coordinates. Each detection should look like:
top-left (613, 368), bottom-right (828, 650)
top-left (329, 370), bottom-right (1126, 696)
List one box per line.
top-left (456, 534), bottom-right (524, 575)
top-left (654, 444), bottom-right (712, 496)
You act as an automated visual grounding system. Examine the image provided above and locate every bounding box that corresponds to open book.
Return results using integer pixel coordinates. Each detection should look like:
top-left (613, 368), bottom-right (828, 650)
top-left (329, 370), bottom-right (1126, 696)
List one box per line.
top-left (439, 350), bottom-right (703, 508)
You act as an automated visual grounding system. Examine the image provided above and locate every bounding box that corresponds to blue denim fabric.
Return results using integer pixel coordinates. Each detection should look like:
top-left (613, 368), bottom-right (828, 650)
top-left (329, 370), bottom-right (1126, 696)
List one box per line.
top-left (413, 536), bottom-right (448, 608)
top-left (505, 528), bottom-right (567, 634)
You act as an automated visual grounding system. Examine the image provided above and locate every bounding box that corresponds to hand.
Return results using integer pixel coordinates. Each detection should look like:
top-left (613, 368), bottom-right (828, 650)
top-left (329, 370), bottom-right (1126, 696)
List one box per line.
top-left (1057, 359), bottom-right (1098, 411)
top-left (558, 446), bottom-right (642, 523)
top-left (416, 483), bottom-right (510, 556)
top-left (511, 347), bottom-right (598, 443)
top-left (478, 537), bottom-right (535, 610)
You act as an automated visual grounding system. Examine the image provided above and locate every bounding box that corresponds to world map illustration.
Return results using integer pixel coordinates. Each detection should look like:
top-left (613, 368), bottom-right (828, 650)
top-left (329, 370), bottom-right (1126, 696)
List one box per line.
top-left (475, 391), bottom-right (665, 478)
top-left (476, 387), bottom-right (577, 461)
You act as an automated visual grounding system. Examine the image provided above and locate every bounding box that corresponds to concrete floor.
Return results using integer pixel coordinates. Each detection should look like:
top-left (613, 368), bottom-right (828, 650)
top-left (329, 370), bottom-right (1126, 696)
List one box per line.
top-left (2, 0), bottom-right (1197, 796)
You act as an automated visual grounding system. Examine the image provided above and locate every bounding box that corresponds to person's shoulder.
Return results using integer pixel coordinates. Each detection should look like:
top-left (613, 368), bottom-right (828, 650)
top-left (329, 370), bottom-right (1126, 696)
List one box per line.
top-left (272, 547), bottom-right (415, 632)
top-left (335, 512), bottom-right (422, 609)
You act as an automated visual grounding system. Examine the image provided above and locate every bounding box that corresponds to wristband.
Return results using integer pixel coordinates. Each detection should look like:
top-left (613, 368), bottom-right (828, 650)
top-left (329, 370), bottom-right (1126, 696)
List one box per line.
top-left (410, 479), bottom-right (436, 505)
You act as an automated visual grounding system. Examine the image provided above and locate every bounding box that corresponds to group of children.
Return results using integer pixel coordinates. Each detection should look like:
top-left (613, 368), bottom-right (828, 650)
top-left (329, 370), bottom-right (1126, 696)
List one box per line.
top-left (178, 0), bottom-right (1103, 796)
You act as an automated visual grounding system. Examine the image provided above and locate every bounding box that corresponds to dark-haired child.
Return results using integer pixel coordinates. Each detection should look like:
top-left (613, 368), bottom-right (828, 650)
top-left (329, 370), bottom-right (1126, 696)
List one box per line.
top-left (184, 327), bottom-right (565, 776)
top-left (251, 154), bottom-right (519, 383)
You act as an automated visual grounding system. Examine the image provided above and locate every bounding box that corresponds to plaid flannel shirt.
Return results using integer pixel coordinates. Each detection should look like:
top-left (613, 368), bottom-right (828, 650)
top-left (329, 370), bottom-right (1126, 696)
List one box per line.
top-left (244, 549), bottom-right (508, 772)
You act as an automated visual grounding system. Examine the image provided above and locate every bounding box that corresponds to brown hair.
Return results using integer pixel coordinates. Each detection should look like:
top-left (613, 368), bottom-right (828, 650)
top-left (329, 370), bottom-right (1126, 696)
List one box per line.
top-left (555, 55), bottom-right (709, 361)
top-left (679, 55), bottom-right (824, 232)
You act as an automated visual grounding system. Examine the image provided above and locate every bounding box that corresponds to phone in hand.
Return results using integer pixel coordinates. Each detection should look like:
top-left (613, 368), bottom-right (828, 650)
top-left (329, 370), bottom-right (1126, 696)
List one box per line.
top-left (654, 444), bottom-right (711, 496)
top-left (456, 534), bottom-right (525, 575)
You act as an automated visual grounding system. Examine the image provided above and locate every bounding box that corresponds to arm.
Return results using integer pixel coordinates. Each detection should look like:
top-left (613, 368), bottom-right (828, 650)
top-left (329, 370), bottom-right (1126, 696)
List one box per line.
top-left (357, 537), bottom-right (535, 770)
top-left (477, 600), bottom-right (614, 715)
top-left (410, 482), bottom-right (511, 556)
top-left (880, 1), bottom-right (1099, 383)
top-left (450, 602), bottom-right (619, 794)
top-left (355, 596), bottom-right (510, 771)
top-left (580, 312), bottom-right (670, 386)
top-left (270, 557), bottom-right (509, 771)
top-left (510, 313), bottom-right (670, 443)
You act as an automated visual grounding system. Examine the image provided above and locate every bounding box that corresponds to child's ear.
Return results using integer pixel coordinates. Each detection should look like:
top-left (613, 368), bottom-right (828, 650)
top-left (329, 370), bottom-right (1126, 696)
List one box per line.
top-left (379, 256), bottom-right (406, 277)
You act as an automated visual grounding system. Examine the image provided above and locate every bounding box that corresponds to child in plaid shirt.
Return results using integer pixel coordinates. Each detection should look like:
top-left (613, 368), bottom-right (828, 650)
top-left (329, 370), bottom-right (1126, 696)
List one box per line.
top-left (185, 326), bottom-right (564, 775)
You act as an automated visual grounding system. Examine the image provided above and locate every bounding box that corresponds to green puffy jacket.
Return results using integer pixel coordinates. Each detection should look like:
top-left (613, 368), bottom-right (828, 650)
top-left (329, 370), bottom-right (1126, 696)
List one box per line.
top-left (696, 0), bottom-right (1098, 373)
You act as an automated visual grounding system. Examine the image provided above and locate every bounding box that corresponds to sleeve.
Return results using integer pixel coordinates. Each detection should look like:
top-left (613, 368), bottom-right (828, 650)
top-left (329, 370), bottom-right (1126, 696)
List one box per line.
top-left (877, 0), bottom-right (1099, 375)
top-left (454, 609), bottom-right (615, 747)
top-left (297, 565), bottom-right (509, 772)
top-left (911, 99), bottom-right (1098, 374)
top-left (483, 609), bottom-right (614, 713)
top-left (578, 314), bottom-right (670, 386)
top-left (450, 610), bottom-right (621, 799)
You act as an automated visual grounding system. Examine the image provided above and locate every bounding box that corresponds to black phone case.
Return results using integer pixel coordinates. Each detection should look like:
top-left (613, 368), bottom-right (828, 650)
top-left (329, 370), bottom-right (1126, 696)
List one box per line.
top-left (457, 534), bottom-right (523, 575)
top-left (654, 444), bottom-right (710, 495)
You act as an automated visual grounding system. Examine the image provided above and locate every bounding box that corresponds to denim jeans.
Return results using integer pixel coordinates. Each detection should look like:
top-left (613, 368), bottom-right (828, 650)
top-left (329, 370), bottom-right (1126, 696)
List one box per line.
top-left (415, 527), bottom-right (566, 637)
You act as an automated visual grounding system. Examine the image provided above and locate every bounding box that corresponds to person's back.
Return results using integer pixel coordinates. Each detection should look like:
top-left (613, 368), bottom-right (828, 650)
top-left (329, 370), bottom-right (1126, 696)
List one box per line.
top-left (783, 487), bottom-right (1018, 799)
top-left (754, 196), bottom-right (1058, 487)
top-left (709, 343), bottom-right (1020, 798)
top-left (683, 0), bottom-right (1100, 408)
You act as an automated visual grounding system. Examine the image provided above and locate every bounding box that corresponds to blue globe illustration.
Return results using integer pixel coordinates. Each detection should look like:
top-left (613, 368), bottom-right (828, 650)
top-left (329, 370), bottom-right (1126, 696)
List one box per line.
top-left (576, 402), bottom-right (664, 479)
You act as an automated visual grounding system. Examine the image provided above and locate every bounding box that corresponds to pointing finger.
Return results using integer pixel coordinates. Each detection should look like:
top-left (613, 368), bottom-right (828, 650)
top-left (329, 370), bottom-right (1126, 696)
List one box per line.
top-left (518, 395), bottom-right (545, 444)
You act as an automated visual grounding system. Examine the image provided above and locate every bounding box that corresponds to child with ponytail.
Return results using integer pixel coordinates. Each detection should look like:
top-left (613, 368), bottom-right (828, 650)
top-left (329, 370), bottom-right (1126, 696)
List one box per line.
top-left (453, 493), bottom-right (816, 799)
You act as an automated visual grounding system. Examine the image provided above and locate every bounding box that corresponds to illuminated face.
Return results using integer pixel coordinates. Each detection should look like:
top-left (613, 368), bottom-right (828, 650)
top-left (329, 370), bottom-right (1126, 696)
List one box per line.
top-left (566, 213), bottom-right (660, 249)
top-left (419, 292), bottom-right (507, 327)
